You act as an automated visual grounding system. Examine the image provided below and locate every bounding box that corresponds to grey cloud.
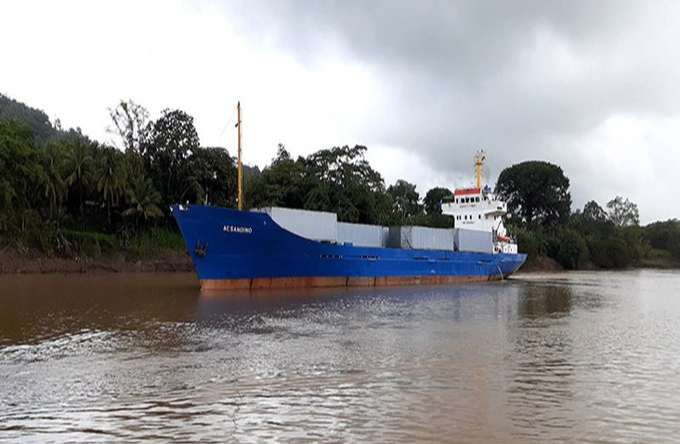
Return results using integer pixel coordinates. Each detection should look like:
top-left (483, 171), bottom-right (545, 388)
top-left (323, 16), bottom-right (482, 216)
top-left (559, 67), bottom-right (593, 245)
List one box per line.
top-left (220, 0), bottom-right (680, 218)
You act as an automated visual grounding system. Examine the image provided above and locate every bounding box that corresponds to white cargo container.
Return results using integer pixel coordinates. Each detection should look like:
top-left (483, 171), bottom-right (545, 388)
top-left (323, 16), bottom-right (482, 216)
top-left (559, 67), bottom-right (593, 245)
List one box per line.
top-left (454, 228), bottom-right (493, 254)
top-left (337, 222), bottom-right (385, 247)
top-left (388, 226), bottom-right (455, 251)
top-left (381, 227), bottom-right (390, 248)
top-left (253, 207), bottom-right (338, 242)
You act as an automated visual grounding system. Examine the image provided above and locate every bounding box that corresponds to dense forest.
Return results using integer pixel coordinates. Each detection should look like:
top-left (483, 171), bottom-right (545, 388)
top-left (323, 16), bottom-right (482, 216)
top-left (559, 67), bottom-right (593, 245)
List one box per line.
top-left (1, 93), bottom-right (679, 269)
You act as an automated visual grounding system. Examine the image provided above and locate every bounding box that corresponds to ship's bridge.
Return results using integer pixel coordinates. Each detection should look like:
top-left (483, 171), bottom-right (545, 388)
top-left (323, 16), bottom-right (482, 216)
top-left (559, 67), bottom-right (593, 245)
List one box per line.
top-left (439, 150), bottom-right (518, 254)
top-left (441, 185), bottom-right (509, 238)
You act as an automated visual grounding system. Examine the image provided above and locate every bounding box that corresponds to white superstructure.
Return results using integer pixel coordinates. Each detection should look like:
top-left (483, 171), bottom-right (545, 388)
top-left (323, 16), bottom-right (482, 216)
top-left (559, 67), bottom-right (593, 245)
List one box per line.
top-left (440, 151), bottom-right (518, 254)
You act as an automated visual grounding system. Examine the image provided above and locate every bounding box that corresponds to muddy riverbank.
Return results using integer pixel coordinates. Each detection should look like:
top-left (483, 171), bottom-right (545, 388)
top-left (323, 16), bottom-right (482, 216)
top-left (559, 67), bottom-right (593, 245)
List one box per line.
top-left (0, 249), bottom-right (193, 274)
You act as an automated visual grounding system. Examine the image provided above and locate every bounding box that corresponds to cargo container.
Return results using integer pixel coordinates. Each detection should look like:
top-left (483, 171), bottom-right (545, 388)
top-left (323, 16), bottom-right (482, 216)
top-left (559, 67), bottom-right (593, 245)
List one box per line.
top-left (388, 226), bottom-right (455, 251)
top-left (381, 227), bottom-right (390, 248)
top-left (337, 222), bottom-right (385, 247)
top-left (252, 207), bottom-right (337, 242)
top-left (454, 228), bottom-right (493, 254)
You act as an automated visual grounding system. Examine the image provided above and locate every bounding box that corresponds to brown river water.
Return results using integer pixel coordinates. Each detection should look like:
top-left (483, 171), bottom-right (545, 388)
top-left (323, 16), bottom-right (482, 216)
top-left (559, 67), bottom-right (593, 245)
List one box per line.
top-left (0, 270), bottom-right (679, 443)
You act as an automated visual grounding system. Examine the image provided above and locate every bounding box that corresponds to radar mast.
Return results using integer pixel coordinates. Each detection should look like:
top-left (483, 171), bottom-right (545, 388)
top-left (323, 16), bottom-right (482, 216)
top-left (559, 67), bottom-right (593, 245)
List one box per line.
top-left (474, 150), bottom-right (486, 189)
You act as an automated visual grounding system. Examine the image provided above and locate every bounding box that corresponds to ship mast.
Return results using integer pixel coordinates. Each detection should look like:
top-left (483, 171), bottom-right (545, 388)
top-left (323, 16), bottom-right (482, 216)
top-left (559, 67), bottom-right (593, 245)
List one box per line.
top-left (474, 150), bottom-right (486, 189)
top-left (237, 101), bottom-right (243, 210)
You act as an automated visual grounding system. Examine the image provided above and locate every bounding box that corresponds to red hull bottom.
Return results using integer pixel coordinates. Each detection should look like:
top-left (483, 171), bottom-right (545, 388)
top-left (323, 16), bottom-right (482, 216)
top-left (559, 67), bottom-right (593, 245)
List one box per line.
top-left (201, 275), bottom-right (502, 291)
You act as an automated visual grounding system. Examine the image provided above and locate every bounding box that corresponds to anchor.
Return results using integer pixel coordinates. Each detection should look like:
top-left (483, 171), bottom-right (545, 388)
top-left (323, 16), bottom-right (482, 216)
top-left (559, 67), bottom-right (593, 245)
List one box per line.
top-left (195, 240), bottom-right (208, 257)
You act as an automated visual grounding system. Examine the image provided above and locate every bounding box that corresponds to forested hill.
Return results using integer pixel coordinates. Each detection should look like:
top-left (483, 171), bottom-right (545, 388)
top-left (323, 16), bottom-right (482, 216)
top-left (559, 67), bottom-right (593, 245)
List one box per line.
top-left (0, 93), bottom-right (59, 146)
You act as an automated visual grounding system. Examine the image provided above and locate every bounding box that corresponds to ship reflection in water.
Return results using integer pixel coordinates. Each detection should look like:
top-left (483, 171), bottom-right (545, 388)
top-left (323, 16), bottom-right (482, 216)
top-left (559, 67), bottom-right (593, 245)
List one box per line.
top-left (1, 270), bottom-right (679, 443)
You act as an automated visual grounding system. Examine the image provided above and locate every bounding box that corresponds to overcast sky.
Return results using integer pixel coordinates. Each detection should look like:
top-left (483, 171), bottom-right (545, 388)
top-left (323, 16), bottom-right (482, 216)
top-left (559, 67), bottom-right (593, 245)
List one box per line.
top-left (2, 0), bottom-right (679, 223)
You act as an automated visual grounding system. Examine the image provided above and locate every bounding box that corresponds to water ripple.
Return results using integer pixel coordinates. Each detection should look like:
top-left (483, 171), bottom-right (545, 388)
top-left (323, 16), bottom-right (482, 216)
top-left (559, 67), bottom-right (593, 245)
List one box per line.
top-left (1, 270), bottom-right (679, 442)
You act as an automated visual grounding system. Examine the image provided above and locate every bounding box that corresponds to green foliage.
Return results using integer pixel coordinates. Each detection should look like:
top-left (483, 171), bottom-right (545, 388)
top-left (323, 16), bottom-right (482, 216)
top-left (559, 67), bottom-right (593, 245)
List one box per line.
top-left (0, 121), bottom-right (43, 231)
top-left (188, 146), bottom-right (238, 207)
top-left (32, 224), bottom-right (72, 256)
top-left (248, 144), bottom-right (394, 224)
top-left (246, 144), bottom-right (309, 209)
top-left (607, 196), bottom-right (640, 227)
top-left (142, 108), bottom-right (200, 210)
top-left (583, 200), bottom-right (608, 222)
top-left (61, 229), bottom-right (118, 257)
top-left (554, 229), bottom-right (588, 269)
top-left (0, 93), bottom-right (57, 147)
top-left (123, 177), bottom-right (163, 225)
top-left (387, 179), bottom-right (423, 220)
top-left (127, 227), bottom-right (185, 256)
top-left (644, 219), bottom-right (680, 261)
top-left (62, 137), bottom-right (95, 216)
top-left (0, 95), bottom-right (243, 258)
top-left (107, 99), bottom-right (149, 155)
top-left (495, 161), bottom-right (571, 228)
top-left (514, 227), bottom-right (548, 258)
top-left (572, 201), bottom-right (615, 237)
top-left (95, 146), bottom-right (127, 223)
top-left (424, 187), bottom-right (452, 215)
top-left (405, 213), bottom-right (454, 228)
top-left (39, 151), bottom-right (66, 220)
top-left (588, 237), bottom-right (633, 268)
top-left (570, 200), bottom-right (642, 268)
top-left (27, 226), bottom-right (116, 257)
top-left (304, 145), bottom-right (392, 224)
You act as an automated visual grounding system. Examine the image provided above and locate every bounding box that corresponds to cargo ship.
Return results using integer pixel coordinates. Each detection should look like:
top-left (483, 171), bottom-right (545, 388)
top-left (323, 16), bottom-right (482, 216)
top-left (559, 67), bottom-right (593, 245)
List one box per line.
top-left (172, 110), bottom-right (526, 290)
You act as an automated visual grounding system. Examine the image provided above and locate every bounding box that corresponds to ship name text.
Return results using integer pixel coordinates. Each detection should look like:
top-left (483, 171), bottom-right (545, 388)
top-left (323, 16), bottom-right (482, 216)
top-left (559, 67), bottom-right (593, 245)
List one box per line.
top-left (223, 225), bottom-right (253, 234)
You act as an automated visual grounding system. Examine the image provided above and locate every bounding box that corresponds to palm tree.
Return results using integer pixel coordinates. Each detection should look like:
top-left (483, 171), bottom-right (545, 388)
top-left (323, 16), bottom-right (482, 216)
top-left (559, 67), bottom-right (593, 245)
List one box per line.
top-left (96, 148), bottom-right (126, 224)
top-left (63, 140), bottom-right (93, 216)
top-left (40, 154), bottom-right (66, 220)
top-left (123, 177), bottom-right (163, 228)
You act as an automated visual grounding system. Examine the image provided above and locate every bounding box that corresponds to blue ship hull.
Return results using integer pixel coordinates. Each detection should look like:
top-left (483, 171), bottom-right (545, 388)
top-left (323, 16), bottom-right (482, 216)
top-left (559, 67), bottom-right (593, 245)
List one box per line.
top-left (171, 205), bottom-right (526, 290)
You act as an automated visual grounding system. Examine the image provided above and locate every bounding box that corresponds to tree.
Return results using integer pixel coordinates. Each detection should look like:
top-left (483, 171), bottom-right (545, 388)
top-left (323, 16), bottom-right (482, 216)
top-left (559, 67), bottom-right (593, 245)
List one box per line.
top-left (123, 177), bottom-right (163, 227)
top-left (573, 200), bottom-right (614, 238)
top-left (187, 146), bottom-right (238, 207)
top-left (247, 144), bottom-right (312, 210)
top-left (62, 138), bottom-right (94, 216)
top-left (387, 179), bottom-right (422, 220)
top-left (495, 161), bottom-right (571, 228)
top-left (644, 219), bottom-right (680, 261)
top-left (0, 121), bottom-right (42, 230)
top-left (607, 196), bottom-right (639, 227)
top-left (0, 93), bottom-right (58, 147)
top-left (39, 152), bottom-right (66, 220)
top-left (95, 147), bottom-right (127, 224)
top-left (555, 229), bottom-right (588, 269)
top-left (108, 100), bottom-right (149, 179)
top-left (424, 187), bottom-right (452, 215)
top-left (141, 109), bottom-right (200, 209)
top-left (107, 100), bottom-right (149, 154)
top-left (582, 200), bottom-right (608, 222)
top-left (588, 237), bottom-right (633, 268)
top-left (304, 145), bottom-right (391, 224)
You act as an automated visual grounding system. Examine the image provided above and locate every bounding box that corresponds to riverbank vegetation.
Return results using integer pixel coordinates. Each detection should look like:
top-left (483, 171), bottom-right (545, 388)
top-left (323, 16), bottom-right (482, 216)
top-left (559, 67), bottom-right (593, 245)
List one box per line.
top-left (1, 93), bottom-right (679, 271)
